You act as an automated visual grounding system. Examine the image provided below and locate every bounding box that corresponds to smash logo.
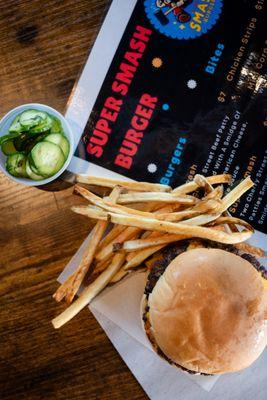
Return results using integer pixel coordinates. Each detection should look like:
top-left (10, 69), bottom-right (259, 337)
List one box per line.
top-left (144, 0), bottom-right (223, 40)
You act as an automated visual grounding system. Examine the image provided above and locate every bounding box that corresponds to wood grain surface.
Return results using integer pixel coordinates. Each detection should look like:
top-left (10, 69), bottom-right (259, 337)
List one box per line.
top-left (0, 1), bottom-right (147, 399)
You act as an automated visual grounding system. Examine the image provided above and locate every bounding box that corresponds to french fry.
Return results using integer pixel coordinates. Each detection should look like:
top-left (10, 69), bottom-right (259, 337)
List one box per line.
top-left (52, 222), bottom-right (105, 304)
top-left (93, 258), bottom-right (111, 275)
top-left (72, 206), bottom-right (108, 220)
top-left (117, 192), bottom-right (197, 205)
top-left (194, 174), bottom-right (214, 193)
top-left (109, 268), bottom-right (129, 283)
top-left (74, 185), bottom-right (164, 218)
top-left (209, 216), bottom-right (254, 231)
top-left (223, 211), bottom-right (239, 233)
top-left (53, 174), bottom-right (257, 328)
top-left (153, 203), bottom-right (181, 213)
top-left (124, 244), bottom-right (167, 270)
top-left (74, 188), bottom-right (183, 223)
top-left (178, 213), bottom-right (221, 226)
top-left (210, 225), bottom-right (226, 232)
top-left (121, 233), bottom-right (189, 252)
top-left (95, 226), bottom-right (141, 262)
top-left (205, 185), bottom-right (224, 200)
top-left (127, 202), bottom-right (160, 211)
top-left (52, 252), bottom-right (126, 329)
top-left (64, 186), bottom-right (123, 303)
top-left (126, 251), bottom-right (136, 262)
top-left (76, 175), bottom-right (171, 192)
top-left (176, 178), bottom-right (254, 227)
top-left (172, 174), bottom-right (232, 195)
top-left (53, 273), bottom-right (76, 303)
top-left (98, 225), bottom-right (127, 251)
top-left (125, 232), bottom-right (163, 261)
top-left (220, 177), bottom-right (253, 212)
top-left (109, 213), bottom-right (253, 244)
top-left (126, 233), bottom-right (162, 261)
top-left (141, 231), bottom-right (162, 239)
top-left (157, 199), bottom-right (221, 222)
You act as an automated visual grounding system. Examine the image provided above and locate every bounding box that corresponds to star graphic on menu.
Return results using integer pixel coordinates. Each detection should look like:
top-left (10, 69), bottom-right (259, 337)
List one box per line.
top-left (179, 24), bottom-right (186, 29)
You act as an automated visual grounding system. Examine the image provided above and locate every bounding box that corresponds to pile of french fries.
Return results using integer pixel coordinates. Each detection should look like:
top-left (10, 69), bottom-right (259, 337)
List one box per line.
top-left (52, 173), bottom-right (264, 329)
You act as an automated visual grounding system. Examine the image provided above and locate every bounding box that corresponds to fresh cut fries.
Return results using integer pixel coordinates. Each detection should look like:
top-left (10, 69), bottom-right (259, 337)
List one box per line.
top-left (119, 234), bottom-right (190, 252)
top-left (52, 252), bottom-right (126, 329)
top-left (172, 174), bottom-right (232, 195)
top-left (53, 186), bottom-right (123, 303)
top-left (116, 192), bottom-right (198, 205)
top-left (76, 174), bottom-right (171, 192)
top-left (52, 174), bottom-right (257, 328)
top-left (109, 213), bottom-right (253, 244)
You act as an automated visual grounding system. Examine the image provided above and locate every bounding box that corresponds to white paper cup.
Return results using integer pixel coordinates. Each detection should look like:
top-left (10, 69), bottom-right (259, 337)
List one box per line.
top-left (0, 103), bottom-right (74, 186)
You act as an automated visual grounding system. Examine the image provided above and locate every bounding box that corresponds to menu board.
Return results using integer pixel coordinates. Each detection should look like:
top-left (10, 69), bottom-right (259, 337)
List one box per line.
top-left (66, 0), bottom-right (267, 233)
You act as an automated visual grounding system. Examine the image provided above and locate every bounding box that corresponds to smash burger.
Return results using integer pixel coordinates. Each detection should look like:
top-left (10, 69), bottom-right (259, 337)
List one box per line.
top-left (143, 241), bottom-right (267, 375)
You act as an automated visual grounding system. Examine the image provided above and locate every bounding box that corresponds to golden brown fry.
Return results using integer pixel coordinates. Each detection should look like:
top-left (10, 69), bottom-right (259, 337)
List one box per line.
top-left (141, 231), bottom-right (162, 239)
top-left (93, 258), bottom-right (111, 275)
top-left (153, 203), bottom-right (181, 213)
top-left (110, 213), bottom-right (253, 245)
top-left (95, 226), bottom-right (141, 262)
top-left (121, 233), bottom-right (189, 252)
top-left (109, 268), bottom-right (129, 284)
top-left (124, 244), bottom-right (167, 270)
top-left (195, 198), bottom-right (222, 213)
top-left (177, 178), bottom-right (253, 227)
top-left (194, 174), bottom-right (214, 193)
top-left (197, 174), bottom-right (232, 184)
top-left (53, 273), bottom-right (75, 303)
top-left (52, 174), bottom-right (259, 329)
top-left (98, 225), bottom-right (127, 251)
top-left (65, 186), bottom-right (123, 303)
top-left (74, 185), bottom-right (163, 218)
top-left (65, 221), bottom-right (108, 304)
top-left (52, 223), bottom-right (102, 305)
top-left (127, 202), bottom-right (159, 211)
top-left (159, 199), bottom-right (222, 226)
top-left (173, 174), bottom-right (232, 195)
top-left (210, 225), bottom-right (226, 232)
top-left (178, 213), bottom-right (221, 226)
top-left (72, 206), bottom-right (108, 220)
top-left (205, 185), bottom-right (224, 200)
top-left (76, 175), bottom-right (171, 192)
top-left (117, 192), bottom-right (197, 205)
top-left (221, 177), bottom-right (253, 212)
top-left (126, 232), bottom-right (161, 261)
top-left (108, 185), bottom-right (125, 202)
top-left (52, 252), bottom-right (126, 329)
top-left (157, 199), bottom-right (221, 222)
top-left (75, 187), bottom-right (183, 222)
top-left (110, 230), bottom-right (161, 263)
top-left (209, 216), bottom-right (254, 231)
top-left (126, 251), bottom-right (136, 262)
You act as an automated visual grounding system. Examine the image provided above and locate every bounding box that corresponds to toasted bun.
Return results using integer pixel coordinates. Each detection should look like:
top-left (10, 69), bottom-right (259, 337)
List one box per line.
top-left (147, 248), bottom-right (267, 374)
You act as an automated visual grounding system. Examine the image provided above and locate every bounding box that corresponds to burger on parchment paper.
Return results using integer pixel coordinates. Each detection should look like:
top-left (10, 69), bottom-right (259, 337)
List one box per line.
top-left (52, 171), bottom-right (267, 369)
top-left (142, 240), bottom-right (267, 375)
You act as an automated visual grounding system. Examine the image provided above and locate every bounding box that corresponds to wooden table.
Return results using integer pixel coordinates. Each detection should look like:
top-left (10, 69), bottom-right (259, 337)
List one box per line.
top-left (0, 1), bottom-right (147, 399)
